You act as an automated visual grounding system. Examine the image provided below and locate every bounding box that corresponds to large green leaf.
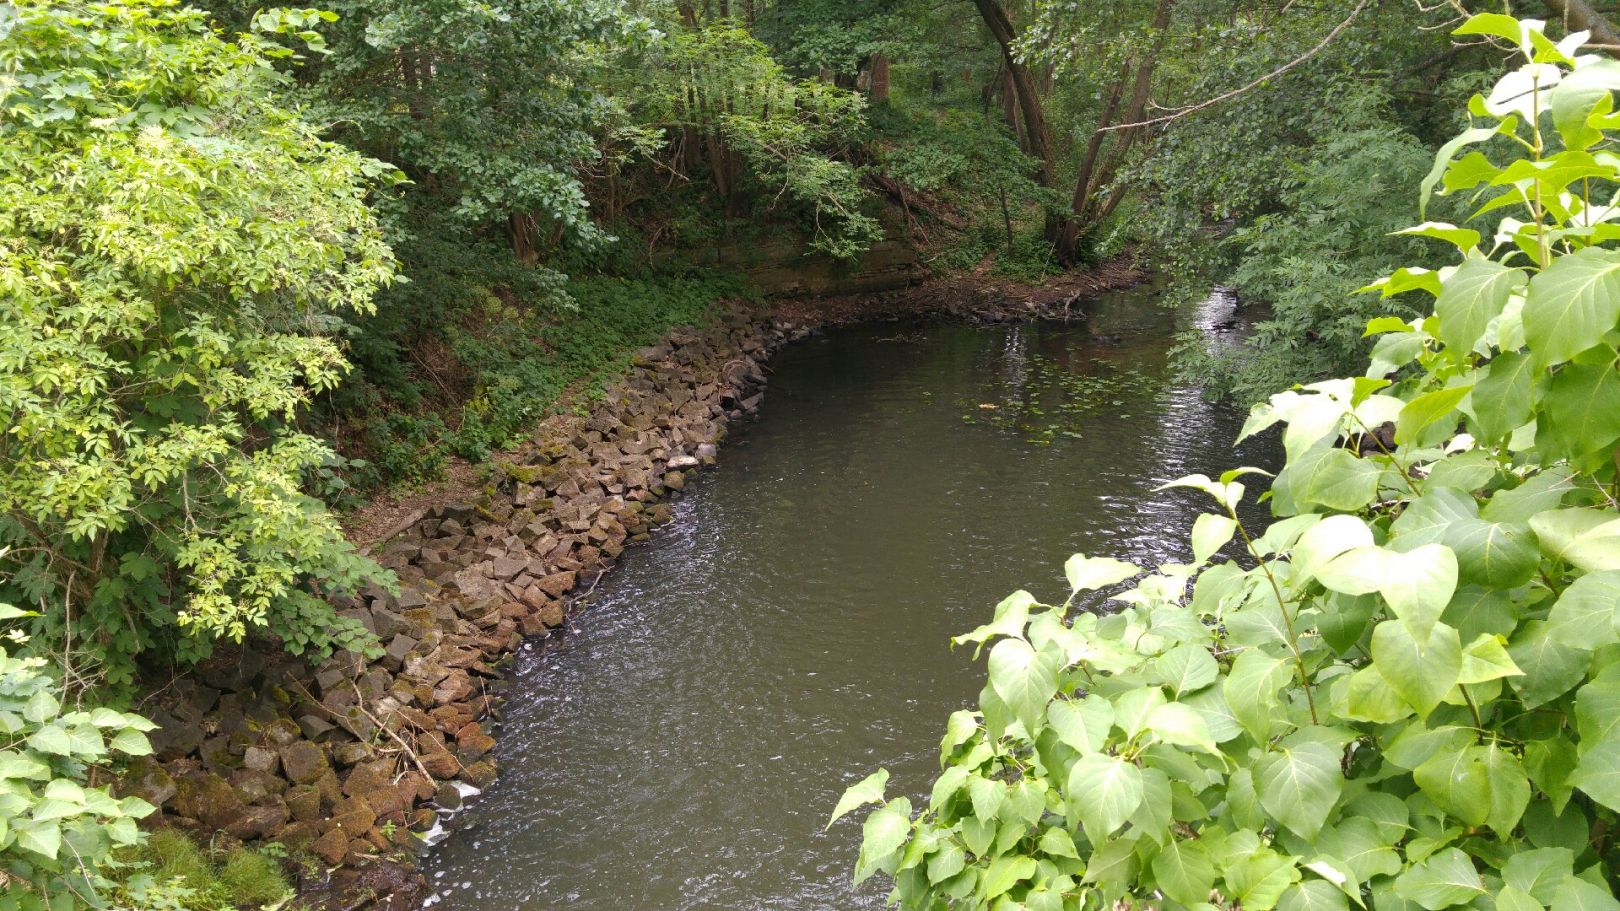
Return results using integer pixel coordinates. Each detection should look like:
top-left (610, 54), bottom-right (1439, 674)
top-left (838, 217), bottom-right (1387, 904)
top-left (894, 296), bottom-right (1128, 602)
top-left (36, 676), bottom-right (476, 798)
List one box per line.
top-left (1394, 848), bottom-right (1486, 910)
top-left (1531, 508), bottom-right (1620, 572)
top-left (1371, 620), bottom-right (1462, 719)
top-left (1066, 753), bottom-right (1144, 843)
top-left (1396, 385), bottom-right (1474, 444)
top-left (1508, 620), bottom-right (1592, 708)
top-left (1289, 447), bottom-right (1382, 513)
top-left (1225, 649), bottom-right (1293, 742)
top-left (1151, 837), bottom-right (1215, 907)
top-left (1547, 571), bottom-right (1620, 649)
top-left (1523, 247), bottom-right (1620, 367)
top-left (1542, 362), bottom-right (1620, 461)
top-left (1469, 351), bottom-right (1539, 443)
top-left (1316, 818), bottom-right (1402, 884)
top-left (987, 638), bottom-right (1058, 734)
top-left (829, 769), bottom-right (888, 828)
top-left (1257, 739), bottom-right (1344, 840)
top-left (1046, 696), bottom-right (1113, 755)
top-left (1153, 642), bottom-right (1219, 697)
top-left (1435, 258), bottom-right (1526, 356)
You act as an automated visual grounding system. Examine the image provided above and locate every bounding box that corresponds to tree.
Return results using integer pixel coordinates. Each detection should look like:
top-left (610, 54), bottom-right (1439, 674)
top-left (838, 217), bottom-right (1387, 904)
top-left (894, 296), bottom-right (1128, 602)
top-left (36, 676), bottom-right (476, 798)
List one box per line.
top-left (835, 15), bottom-right (1620, 909)
top-left (0, 0), bottom-right (399, 686)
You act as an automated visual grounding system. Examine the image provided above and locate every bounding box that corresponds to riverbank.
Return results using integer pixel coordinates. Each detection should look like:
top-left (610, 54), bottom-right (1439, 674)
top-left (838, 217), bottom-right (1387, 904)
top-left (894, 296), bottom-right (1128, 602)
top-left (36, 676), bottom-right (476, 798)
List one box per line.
top-left (117, 257), bottom-right (1144, 910)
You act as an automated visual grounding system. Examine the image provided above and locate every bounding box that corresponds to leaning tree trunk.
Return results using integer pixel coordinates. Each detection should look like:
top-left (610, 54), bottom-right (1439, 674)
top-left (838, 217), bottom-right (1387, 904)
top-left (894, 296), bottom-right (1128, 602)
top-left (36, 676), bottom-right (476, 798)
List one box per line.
top-left (969, 0), bottom-right (1064, 243)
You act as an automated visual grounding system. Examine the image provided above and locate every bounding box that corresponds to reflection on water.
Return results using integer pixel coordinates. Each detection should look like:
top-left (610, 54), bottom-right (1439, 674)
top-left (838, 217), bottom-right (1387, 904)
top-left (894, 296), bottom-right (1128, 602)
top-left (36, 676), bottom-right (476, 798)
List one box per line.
top-left (422, 286), bottom-right (1276, 911)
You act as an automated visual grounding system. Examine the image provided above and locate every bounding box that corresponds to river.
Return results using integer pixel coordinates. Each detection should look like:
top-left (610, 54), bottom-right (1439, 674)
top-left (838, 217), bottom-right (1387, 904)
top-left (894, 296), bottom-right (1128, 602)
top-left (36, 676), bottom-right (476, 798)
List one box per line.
top-left (421, 285), bottom-right (1277, 910)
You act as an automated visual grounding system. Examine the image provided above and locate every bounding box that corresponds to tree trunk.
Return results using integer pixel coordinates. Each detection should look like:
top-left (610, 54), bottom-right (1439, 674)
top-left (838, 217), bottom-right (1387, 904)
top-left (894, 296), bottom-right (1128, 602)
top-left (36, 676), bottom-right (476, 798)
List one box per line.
top-left (970, 0), bottom-right (1055, 187)
top-left (1054, 0), bottom-right (1175, 263)
top-left (970, 0), bottom-right (1064, 246)
top-left (1544, 0), bottom-right (1620, 51)
top-left (869, 53), bottom-right (891, 105)
top-left (508, 212), bottom-right (538, 265)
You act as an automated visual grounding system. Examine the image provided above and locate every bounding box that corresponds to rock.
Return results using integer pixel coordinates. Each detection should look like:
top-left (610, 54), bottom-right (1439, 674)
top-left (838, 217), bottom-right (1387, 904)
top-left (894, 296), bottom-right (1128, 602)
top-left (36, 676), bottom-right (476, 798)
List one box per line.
top-left (327, 795), bottom-right (377, 837)
top-left (279, 741), bottom-right (331, 786)
top-left (332, 740), bottom-right (377, 767)
top-left (172, 773), bottom-right (246, 831)
top-left (285, 785), bottom-right (323, 823)
top-left (313, 827), bottom-right (350, 865)
top-left (667, 454), bottom-right (700, 470)
top-left (242, 746), bottom-right (278, 775)
top-left (538, 571), bottom-right (576, 598)
top-left (120, 757), bottom-right (177, 809)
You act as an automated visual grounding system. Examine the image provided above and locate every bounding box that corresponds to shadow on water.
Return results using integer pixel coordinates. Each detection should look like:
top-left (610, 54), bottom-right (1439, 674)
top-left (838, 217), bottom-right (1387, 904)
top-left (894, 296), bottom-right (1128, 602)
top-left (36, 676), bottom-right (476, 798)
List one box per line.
top-left (421, 285), bottom-right (1279, 910)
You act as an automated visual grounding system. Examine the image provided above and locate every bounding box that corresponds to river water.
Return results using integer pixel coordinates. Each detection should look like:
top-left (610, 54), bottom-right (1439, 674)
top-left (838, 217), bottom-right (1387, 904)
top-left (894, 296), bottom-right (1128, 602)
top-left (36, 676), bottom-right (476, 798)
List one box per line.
top-left (422, 286), bottom-right (1276, 911)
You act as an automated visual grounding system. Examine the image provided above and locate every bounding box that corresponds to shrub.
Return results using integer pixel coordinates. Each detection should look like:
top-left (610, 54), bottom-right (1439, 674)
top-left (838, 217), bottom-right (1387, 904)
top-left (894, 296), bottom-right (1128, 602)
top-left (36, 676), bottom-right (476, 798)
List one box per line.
top-left (835, 16), bottom-right (1620, 910)
top-left (0, 0), bottom-right (399, 685)
top-left (0, 604), bottom-right (157, 910)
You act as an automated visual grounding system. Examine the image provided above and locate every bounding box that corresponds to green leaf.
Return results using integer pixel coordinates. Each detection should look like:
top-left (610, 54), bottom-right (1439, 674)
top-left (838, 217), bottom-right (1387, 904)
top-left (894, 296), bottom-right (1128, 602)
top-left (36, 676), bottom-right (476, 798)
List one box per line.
top-left (1523, 247), bottom-right (1620, 368)
top-left (1155, 642), bottom-right (1219, 696)
top-left (1394, 847), bottom-right (1486, 910)
top-left (13, 820), bottom-right (61, 860)
top-left (1398, 222), bottom-right (1482, 254)
top-left (829, 769), bottom-right (888, 828)
top-left (1459, 633), bottom-right (1523, 684)
top-left (1316, 818), bottom-right (1402, 883)
top-left (978, 855), bottom-right (1035, 901)
top-left (927, 843), bottom-right (965, 884)
top-left (1415, 746), bottom-right (1490, 826)
top-left (1502, 847), bottom-right (1574, 903)
top-left (1434, 258), bottom-right (1525, 356)
top-left (1542, 362), bottom-right (1620, 461)
top-left (1397, 386), bottom-right (1473, 445)
top-left (1047, 696), bottom-right (1114, 755)
top-left (1257, 739), bottom-right (1345, 840)
top-left (1278, 880), bottom-right (1350, 911)
top-left (1549, 877), bottom-right (1620, 911)
top-left (1531, 508), bottom-right (1620, 572)
top-left (1145, 701), bottom-right (1220, 756)
top-left (987, 638), bottom-right (1058, 734)
top-left (1066, 753), bottom-right (1143, 843)
top-left (1225, 649), bottom-right (1292, 742)
top-left (109, 728), bottom-right (153, 756)
top-left (854, 799), bottom-right (912, 884)
top-left (1192, 513), bottom-right (1238, 565)
top-left (1065, 555), bottom-right (1140, 593)
top-left (1151, 838), bottom-right (1215, 907)
top-left (1381, 545), bottom-right (1460, 643)
top-left (1422, 124), bottom-right (1503, 216)
top-left (27, 724), bottom-right (73, 756)
top-left (1470, 352), bottom-right (1538, 443)
top-left (1372, 619), bottom-right (1462, 719)
top-left (1290, 447), bottom-right (1381, 513)
top-left (1508, 620), bottom-right (1591, 708)
top-left (1036, 826), bottom-right (1079, 860)
top-left (1548, 571), bottom-right (1620, 649)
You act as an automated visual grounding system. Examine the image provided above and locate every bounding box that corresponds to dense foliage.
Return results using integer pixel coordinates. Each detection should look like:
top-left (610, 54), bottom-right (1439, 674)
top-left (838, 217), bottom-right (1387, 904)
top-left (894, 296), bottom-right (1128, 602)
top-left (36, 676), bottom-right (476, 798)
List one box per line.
top-left (834, 16), bottom-right (1620, 910)
top-left (0, 604), bottom-right (157, 910)
top-left (0, 0), bottom-right (396, 685)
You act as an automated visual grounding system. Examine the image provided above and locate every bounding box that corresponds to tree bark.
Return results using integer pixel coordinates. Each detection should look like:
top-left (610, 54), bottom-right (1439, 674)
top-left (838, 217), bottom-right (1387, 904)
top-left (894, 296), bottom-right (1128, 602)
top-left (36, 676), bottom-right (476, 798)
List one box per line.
top-left (1544, 0), bottom-right (1620, 51)
top-left (869, 53), bottom-right (891, 105)
top-left (970, 0), bottom-right (1055, 187)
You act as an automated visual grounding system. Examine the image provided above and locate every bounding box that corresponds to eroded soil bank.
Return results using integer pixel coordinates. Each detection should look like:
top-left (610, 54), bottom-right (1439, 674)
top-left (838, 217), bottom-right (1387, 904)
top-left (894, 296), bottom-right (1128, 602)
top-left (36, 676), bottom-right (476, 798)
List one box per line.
top-left (115, 260), bottom-right (1146, 910)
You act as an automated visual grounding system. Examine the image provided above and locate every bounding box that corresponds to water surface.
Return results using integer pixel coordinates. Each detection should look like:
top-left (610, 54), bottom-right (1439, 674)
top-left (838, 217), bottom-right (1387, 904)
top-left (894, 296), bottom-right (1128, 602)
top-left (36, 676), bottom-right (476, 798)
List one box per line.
top-left (424, 287), bottom-right (1275, 911)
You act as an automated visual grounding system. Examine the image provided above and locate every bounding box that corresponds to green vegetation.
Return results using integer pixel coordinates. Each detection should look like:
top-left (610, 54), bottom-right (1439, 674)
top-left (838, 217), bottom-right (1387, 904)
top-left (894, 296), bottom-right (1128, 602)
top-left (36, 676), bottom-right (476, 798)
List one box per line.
top-left (12, 0), bottom-right (1620, 905)
top-left (0, 604), bottom-right (156, 909)
top-left (835, 15), bottom-right (1620, 909)
top-left (0, 0), bottom-right (394, 688)
top-left (110, 830), bottom-right (293, 911)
